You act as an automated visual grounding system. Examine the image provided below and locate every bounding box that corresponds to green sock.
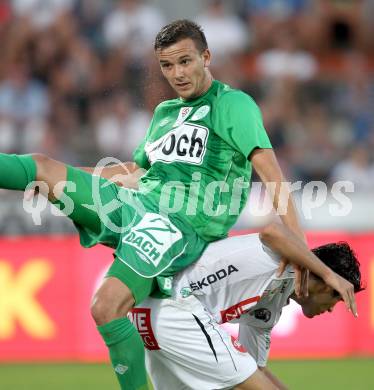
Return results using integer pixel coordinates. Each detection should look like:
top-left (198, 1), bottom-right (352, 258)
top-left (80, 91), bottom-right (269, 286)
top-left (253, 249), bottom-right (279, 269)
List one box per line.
top-left (98, 318), bottom-right (149, 390)
top-left (0, 154), bottom-right (36, 190)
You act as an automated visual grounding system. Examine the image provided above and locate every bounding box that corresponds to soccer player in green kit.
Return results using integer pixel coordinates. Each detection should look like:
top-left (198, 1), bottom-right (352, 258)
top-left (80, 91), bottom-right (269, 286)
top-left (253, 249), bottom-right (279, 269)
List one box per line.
top-left (0, 20), bottom-right (354, 389)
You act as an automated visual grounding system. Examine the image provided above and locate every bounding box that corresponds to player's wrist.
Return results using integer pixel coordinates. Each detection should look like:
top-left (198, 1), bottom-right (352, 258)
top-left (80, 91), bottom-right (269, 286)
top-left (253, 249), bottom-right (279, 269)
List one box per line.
top-left (321, 267), bottom-right (337, 286)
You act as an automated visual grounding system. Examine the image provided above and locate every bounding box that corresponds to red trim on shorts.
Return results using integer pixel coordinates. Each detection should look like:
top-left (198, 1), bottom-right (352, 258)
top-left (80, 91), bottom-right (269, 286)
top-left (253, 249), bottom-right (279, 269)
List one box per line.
top-left (128, 308), bottom-right (160, 350)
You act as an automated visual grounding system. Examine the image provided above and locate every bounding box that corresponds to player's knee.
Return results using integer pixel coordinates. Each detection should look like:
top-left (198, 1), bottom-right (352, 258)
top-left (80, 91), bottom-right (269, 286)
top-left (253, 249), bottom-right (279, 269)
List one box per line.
top-left (90, 297), bottom-right (130, 325)
top-left (90, 283), bottom-right (134, 325)
top-left (91, 296), bottom-right (108, 325)
top-left (90, 293), bottom-right (119, 325)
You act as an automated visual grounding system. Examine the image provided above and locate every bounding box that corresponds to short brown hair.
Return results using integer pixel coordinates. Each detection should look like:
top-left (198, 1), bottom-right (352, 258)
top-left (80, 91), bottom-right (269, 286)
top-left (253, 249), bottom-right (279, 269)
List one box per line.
top-left (154, 19), bottom-right (208, 52)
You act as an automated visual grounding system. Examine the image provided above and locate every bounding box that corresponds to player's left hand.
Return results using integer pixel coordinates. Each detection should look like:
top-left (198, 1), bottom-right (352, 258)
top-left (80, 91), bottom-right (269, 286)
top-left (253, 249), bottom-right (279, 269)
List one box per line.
top-left (277, 260), bottom-right (309, 297)
top-left (300, 267), bottom-right (309, 297)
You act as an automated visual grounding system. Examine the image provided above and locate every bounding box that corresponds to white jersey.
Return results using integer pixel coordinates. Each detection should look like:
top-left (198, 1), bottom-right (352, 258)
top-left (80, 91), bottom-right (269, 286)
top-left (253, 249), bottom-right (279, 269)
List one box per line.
top-left (132, 233), bottom-right (296, 388)
top-left (174, 234), bottom-right (295, 325)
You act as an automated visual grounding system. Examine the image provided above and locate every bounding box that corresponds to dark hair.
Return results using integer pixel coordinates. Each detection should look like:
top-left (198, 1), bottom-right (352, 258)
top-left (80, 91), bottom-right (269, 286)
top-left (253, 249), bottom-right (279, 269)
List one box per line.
top-left (154, 19), bottom-right (208, 52)
top-left (312, 242), bottom-right (364, 295)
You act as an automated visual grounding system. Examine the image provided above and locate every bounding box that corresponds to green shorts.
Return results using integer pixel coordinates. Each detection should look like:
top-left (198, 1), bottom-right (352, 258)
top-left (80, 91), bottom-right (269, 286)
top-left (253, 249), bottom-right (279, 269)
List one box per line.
top-left (106, 257), bottom-right (157, 303)
top-left (58, 165), bottom-right (207, 303)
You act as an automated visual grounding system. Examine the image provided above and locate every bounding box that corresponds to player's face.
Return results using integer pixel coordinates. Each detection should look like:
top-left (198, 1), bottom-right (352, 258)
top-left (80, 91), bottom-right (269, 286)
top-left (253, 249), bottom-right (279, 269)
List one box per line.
top-left (301, 286), bottom-right (341, 318)
top-left (156, 38), bottom-right (212, 100)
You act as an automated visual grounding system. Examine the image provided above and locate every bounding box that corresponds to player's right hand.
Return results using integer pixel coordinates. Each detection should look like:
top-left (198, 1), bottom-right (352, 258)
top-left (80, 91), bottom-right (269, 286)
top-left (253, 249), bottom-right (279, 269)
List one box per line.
top-left (324, 271), bottom-right (358, 317)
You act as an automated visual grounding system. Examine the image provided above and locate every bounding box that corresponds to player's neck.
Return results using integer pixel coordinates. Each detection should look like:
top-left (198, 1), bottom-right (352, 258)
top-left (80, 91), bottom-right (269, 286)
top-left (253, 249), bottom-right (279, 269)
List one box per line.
top-left (289, 292), bottom-right (302, 304)
top-left (200, 70), bottom-right (213, 96)
top-left (181, 70), bottom-right (213, 102)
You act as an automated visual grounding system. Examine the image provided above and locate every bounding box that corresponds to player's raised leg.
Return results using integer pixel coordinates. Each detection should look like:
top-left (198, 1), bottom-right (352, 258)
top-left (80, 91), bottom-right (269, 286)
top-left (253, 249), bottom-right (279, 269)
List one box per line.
top-left (33, 156), bottom-right (153, 390)
top-left (0, 153), bottom-right (101, 231)
top-left (0, 153), bottom-right (64, 196)
top-left (0, 152), bottom-right (78, 204)
top-left (0, 153), bottom-right (150, 389)
top-left (31, 153), bottom-right (68, 200)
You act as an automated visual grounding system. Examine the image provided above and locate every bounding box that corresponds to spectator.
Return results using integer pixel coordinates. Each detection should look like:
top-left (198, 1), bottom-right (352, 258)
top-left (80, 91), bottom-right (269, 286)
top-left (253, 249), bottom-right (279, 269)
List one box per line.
top-left (101, 0), bottom-right (165, 102)
top-left (287, 103), bottom-right (337, 182)
top-left (332, 52), bottom-right (374, 143)
top-left (0, 61), bottom-right (49, 153)
top-left (256, 28), bottom-right (317, 81)
top-left (28, 27), bottom-right (68, 85)
top-left (0, 1), bottom-right (11, 25)
top-left (360, 0), bottom-right (374, 52)
top-left (102, 0), bottom-right (165, 61)
top-left (331, 145), bottom-right (374, 192)
top-left (74, 0), bottom-right (109, 51)
top-left (46, 99), bottom-right (82, 162)
top-left (12, 0), bottom-right (75, 30)
top-left (240, 0), bottom-right (312, 49)
top-left (315, 0), bottom-right (364, 50)
top-left (197, 0), bottom-right (250, 64)
top-left (94, 92), bottom-right (150, 161)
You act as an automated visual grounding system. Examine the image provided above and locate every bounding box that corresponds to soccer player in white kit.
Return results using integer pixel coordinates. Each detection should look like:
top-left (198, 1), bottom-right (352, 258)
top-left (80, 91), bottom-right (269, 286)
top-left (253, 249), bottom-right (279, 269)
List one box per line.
top-left (130, 223), bottom-right (362, 389)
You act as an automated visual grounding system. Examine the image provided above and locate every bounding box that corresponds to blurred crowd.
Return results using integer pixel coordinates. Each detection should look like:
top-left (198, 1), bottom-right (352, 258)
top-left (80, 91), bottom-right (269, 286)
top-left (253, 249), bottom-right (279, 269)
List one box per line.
top-left (0, 0), bottom-right (373, 192)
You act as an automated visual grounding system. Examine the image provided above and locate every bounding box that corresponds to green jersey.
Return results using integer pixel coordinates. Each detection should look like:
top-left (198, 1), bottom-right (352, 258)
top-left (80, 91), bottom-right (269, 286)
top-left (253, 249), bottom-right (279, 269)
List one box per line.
top-left (68, 80), bottom-right (272, 293)
top-left (134, 80), bottom-right (272, 242)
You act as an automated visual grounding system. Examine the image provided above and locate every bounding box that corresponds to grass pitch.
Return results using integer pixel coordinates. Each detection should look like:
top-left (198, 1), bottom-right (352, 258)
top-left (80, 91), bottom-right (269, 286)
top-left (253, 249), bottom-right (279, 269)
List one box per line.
top-left (0, 358), bottom-right (372, 389)
top-left (268, 358), bottom-right (374, 389)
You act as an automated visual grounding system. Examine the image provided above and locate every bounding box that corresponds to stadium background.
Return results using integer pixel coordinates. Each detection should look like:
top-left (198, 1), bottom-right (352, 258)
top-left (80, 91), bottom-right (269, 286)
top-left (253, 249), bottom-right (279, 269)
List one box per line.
top-left (0, 0), bottom-right (373, 389)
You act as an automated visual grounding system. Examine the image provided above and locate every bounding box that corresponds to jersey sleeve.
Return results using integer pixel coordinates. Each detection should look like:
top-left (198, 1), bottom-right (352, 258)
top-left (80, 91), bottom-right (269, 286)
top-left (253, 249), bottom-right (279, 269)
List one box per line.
top-left (133, 104), bottom-right (164, 169)
top-left (213, 91), bottom-right (272, 158)
top-left (238, 323), bottom-right (272, 367)
top-left (133, 137), bottom-right (150, 170)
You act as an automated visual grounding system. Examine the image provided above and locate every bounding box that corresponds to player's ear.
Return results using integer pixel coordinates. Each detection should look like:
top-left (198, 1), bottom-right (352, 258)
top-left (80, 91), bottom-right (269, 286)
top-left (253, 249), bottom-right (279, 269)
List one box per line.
top-left (312, 277), bottom-right (332, 294)
top-left (202, 49), bottom-right (211, 67)
top-left (321, 284), bottom-right (335, 295)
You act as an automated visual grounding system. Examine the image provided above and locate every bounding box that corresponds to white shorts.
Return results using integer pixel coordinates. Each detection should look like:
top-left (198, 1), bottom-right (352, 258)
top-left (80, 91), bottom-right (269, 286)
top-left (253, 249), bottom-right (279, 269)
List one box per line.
top-left (130, 295), bottom-right (257, 390)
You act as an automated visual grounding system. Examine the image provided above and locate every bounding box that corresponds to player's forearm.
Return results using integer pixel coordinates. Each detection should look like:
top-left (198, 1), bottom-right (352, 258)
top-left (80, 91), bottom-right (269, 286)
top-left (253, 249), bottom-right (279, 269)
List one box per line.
top-left (259, 367), bottom-right (288, 390)
top-left (274, 182), bottom-right (305, 244)
top-left (251, 149), bottom-right (305, 242)
top-left (278, 190), bottom-right (305, 242)
top-left (259, 223), bottom-right (334, 281)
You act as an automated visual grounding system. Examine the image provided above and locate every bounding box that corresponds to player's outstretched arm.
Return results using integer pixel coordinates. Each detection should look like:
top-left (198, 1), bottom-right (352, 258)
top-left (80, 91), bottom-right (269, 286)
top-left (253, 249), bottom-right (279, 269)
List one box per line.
top-left (250, 148), bottom-right (309, 297)
top-left (259, 223), bottom-right (357, 317)
top-left (250, 149), bottom-right (304, 241)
